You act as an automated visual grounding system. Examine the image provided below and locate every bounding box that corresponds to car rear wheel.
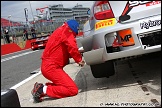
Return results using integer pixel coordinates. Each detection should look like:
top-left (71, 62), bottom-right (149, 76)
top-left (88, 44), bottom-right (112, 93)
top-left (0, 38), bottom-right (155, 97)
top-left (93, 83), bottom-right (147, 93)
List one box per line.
top-left (90, 60), bottom-right (115, 78)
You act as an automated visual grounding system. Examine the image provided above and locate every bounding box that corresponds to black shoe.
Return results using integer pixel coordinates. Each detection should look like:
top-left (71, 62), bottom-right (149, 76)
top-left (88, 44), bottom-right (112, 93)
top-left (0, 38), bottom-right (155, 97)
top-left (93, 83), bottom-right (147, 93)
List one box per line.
top-left (31, 82), bottom-right (44, 103)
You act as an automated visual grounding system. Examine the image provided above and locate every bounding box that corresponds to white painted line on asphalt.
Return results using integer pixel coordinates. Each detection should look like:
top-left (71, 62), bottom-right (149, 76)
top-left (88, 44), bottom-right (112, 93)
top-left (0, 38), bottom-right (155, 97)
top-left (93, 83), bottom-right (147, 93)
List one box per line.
top-left (10, 70), bottom-right (41, 90)
top-left (1, 50), bottom-right (39, 62)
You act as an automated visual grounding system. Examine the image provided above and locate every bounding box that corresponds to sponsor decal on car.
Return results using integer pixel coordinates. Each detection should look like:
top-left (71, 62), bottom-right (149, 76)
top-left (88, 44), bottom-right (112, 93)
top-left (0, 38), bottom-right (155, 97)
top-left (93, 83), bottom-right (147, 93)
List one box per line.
top-left (146, 1), bottom-right (161, 7)
top-left (118, 29), bottom-right (135, 47)
top-left (119, 1), bottom-right (160, 22)
top-left (95, 18), bottom-right (116, 30)
top-left (140, 16), bottom-right (161, 29)
top-left (129, 1), bottom-right (152, 7)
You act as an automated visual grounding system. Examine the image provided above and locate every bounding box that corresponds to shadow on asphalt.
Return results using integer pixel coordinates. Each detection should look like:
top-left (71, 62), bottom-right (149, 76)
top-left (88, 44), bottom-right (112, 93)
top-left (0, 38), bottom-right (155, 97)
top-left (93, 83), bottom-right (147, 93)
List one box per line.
top-left (74, 51), bottom-right (161, 96)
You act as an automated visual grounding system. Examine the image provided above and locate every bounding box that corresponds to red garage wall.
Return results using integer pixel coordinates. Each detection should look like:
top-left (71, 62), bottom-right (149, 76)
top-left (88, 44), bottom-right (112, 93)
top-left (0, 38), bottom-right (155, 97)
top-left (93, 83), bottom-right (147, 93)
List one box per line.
top-left (1, 43), bottom-right (22, 55)
top-left (1, 40), bottom-right (33, 55)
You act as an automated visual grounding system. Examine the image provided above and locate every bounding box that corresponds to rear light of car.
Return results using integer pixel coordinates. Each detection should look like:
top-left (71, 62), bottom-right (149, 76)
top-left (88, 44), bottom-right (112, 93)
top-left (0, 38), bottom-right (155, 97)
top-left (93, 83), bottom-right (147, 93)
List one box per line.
top-left (93, 1), bottom-right (114, 20)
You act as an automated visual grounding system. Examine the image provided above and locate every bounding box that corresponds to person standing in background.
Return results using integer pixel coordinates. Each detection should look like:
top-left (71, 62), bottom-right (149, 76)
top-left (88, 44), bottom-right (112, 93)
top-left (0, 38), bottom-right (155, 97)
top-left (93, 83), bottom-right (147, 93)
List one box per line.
top-left (31, 27), bottom-right (36, 39)
top-left (23, 28), bottom-right (28, 40)
top-left (4, 27), bottom-right (10, 43)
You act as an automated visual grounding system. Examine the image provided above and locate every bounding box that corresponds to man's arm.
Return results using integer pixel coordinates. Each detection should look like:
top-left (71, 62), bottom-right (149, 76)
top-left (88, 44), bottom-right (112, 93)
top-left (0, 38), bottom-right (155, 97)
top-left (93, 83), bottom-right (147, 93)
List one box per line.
top-left (61, 29), bottom-right (85, 66)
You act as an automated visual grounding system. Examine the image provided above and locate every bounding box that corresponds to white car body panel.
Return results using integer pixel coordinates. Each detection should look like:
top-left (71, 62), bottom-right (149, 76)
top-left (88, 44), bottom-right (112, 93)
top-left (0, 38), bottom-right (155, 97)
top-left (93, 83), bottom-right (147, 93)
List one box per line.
top-left (81, 1), bottom-right (161, 65)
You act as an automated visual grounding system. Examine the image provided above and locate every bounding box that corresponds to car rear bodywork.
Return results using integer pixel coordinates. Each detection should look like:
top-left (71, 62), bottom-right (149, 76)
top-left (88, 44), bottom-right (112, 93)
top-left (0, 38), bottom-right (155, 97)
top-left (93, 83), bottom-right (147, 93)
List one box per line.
top-left (80, 1), bottom-right (161, 78)
top-left (31, 35), bottom-right (50, 50)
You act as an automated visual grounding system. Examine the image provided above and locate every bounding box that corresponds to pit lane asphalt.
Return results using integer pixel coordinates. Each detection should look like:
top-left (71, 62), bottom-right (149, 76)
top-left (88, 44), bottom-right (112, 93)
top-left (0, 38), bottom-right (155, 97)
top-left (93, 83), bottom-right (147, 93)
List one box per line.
top-left (1, 40), bottom-right (160, 107)
top-left (1, 49), bottom-right (44, 90)
top-left (15, 51), bottom-right (161, 107)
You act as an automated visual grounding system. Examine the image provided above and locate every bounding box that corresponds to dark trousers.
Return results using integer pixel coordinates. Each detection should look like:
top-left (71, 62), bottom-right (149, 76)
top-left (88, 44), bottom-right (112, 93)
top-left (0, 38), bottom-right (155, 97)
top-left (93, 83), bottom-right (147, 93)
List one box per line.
top-left (32, 33), bottom-right (36, 39)
top-left (25, 33), bottom-right (28, 40)
top-left (5, 35), bottom-right (10, 43)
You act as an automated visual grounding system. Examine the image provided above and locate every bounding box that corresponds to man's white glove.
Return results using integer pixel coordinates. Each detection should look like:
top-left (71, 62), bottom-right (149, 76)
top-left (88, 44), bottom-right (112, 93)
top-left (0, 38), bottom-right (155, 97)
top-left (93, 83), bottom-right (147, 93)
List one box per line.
top-left (78, 60), bottom-right (85, 67)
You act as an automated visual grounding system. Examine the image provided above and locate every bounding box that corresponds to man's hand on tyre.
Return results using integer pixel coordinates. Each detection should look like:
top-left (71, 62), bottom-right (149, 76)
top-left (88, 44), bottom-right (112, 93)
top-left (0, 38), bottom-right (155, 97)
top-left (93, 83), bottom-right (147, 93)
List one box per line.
top-left (78, 60), bottom-right (85, 67)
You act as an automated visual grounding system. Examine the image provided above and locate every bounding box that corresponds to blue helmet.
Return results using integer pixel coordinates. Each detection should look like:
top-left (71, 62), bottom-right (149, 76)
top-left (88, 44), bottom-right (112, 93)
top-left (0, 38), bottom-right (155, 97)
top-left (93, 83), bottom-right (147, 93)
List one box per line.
top-left (67, 20), bottom-right (79, 34)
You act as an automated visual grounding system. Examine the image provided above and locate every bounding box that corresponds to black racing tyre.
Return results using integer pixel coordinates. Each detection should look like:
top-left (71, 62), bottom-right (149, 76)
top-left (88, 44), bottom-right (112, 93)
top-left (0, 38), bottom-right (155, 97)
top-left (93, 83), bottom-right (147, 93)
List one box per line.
top-left (90, 60), bottom-right (115, 78)
top-left (1, 89), bottom-right (21, 107)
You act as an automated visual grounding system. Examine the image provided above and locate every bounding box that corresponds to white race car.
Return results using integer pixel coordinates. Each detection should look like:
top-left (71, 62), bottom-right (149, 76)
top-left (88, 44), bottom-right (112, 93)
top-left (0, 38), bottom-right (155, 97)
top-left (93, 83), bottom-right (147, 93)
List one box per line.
top-left (80, 1), bottom-right (161, 78)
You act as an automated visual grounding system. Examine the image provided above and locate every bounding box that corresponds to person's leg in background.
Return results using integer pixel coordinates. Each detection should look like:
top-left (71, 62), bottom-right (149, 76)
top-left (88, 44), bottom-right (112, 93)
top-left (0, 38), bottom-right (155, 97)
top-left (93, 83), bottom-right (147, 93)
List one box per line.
top-left (6, 35), bottom-right (10, 43)
top-left (32, 33), bottom-right (35, 39)
top-left (34, 33), bottom-right (37, 38)
top-left (26, 33), bottom-right (28, 40)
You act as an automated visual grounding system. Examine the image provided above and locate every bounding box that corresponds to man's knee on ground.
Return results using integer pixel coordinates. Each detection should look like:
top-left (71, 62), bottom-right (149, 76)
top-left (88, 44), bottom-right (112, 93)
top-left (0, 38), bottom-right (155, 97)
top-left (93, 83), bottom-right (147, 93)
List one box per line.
top-left (70, 87), bottom-right (78, 96)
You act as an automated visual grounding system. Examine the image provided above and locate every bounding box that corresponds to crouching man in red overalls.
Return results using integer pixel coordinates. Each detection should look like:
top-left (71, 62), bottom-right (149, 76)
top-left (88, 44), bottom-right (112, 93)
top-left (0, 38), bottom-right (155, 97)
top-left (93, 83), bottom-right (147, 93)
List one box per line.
top-left (31, 20), bottom-right (85, 103)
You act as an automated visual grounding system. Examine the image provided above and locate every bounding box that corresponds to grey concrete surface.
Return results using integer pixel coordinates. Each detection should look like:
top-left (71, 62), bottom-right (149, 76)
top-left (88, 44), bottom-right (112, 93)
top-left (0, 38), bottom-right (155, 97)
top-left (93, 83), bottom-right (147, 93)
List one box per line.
top-left (15, 58), bottom-right (83, 107)
top-left (2, 36), bottom-right (160, 107)
top-left (14, 52), bottom-right (161, 107)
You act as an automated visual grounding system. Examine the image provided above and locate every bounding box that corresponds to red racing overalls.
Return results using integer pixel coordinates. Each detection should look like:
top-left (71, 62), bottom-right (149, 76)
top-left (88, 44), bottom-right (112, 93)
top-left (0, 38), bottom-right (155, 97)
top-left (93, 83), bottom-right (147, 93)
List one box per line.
top-left (41, 22), bottom-right (82, 98)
